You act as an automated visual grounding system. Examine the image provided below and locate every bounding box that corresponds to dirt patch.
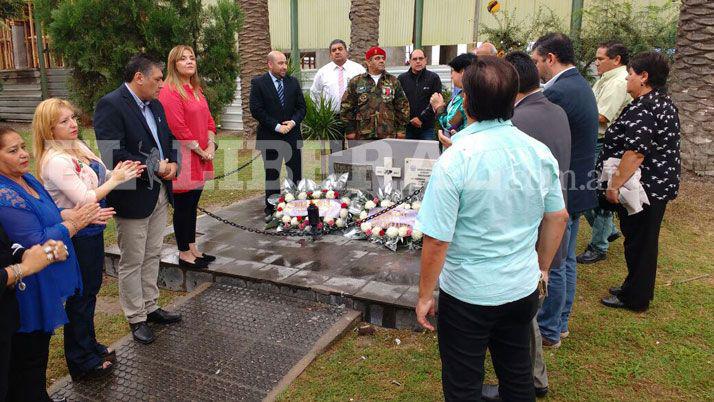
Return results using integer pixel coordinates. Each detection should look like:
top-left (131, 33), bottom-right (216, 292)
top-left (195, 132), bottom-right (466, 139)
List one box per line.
top-left (95, 296), bottom-right (123, 316)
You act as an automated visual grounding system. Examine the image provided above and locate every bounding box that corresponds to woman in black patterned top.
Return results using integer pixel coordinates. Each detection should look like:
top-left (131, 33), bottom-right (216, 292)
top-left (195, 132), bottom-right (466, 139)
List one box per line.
top-left (598, 51), bottom-right (681, 312)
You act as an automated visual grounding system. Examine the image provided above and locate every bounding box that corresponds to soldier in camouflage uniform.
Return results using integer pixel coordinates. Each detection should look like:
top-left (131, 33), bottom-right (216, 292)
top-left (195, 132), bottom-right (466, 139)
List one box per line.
top-left (340, 46), bottom-right (410, 140)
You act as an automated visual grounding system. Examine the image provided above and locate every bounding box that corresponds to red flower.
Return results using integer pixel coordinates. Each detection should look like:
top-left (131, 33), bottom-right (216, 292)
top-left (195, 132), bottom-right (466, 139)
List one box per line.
top-left (307, 191), bottom-right (313, 196)
top-left (334, 191), bottom-right (340, 198)
top-left (341, 203), bottom-right (348, 209)
top-left (322, 189), bottom-right (328, 193)
top-left (406, 229), bottom-right (413, 237)
top-left (379, 229), bottom-right (385, 237)
top-left (277, 207), bottom-right (283, 212)
top-left (72, 159), bottom-right (81, 174)
top-left (364, 229), bottom-right (372, 236)
top-left (317, 222), bottom-right (324, 230)
top-left (297, 216), bottom-right (303, 222)
top-left (279, 196), bottom-right (285, 203)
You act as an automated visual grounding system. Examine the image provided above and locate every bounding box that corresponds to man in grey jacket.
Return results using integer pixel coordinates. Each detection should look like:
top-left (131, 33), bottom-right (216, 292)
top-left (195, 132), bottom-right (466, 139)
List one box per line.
top-left (481, 51), bottom-right (572, 401)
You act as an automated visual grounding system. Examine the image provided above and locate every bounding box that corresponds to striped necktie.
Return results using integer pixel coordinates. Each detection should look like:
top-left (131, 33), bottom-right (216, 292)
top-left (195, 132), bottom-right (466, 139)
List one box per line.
top-left (338, 66), bottom-right (345, 98)
top-left (277, 79), bottom-right (285, 107)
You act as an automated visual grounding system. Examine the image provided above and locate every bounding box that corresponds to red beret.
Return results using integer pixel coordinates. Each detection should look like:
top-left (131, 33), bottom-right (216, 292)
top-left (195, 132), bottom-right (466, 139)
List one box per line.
top-left (365, 46), bottom-right (386, 60)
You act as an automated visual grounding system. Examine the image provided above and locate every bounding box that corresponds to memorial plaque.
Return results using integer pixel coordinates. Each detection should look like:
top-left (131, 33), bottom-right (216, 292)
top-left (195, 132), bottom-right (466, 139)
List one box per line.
top-left (404, 158), bottom-right (436, 188)
top-left (333, 162), bottom-right (373, 191)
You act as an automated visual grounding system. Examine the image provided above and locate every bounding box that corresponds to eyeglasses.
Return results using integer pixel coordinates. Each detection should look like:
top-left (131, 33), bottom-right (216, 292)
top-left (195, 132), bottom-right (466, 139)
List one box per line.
top-left (411, 57), bottom-right (426, 61)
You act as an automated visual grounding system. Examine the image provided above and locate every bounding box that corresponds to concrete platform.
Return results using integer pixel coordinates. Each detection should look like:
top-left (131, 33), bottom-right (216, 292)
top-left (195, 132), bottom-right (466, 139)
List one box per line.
top-left (49, 283), bottom-right (361, 401)
top-left (104, 196), bottom-right (427, 329)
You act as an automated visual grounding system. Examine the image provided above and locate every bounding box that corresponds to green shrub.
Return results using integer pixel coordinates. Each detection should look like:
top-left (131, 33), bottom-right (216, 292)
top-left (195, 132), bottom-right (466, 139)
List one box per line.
top-left (36, 0), bottom-right (242, 122)
top-left (481, 6), bottom-right (566, 54)
top-left (301, 94), bottom-right (342, 141)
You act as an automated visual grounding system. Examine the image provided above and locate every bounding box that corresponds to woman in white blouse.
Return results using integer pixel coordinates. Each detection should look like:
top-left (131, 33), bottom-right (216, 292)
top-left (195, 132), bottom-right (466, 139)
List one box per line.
top-left (32, 98), bottom-right (142, 381)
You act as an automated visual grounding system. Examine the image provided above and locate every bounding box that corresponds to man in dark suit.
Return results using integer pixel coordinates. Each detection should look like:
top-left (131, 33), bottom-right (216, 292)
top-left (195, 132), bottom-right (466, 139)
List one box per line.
top-left (94, 54), bottom-right (182, 345)
top-left (530, 33), bottom-right (599, 349)
top-left (481, 51), bottom-right (573, 402)
top-left (249, 51), bottom-right (306, 218)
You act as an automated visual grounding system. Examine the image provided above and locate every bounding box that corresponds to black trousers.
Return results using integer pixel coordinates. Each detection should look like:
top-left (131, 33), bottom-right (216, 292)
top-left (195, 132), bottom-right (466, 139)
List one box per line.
top-left (7, 331), bottom-right (51, 402)
top-left (173, 188), bottom-right (204, 251)
top-left (617, 200), bottom-right (668, 310)
top-left (0, 334), bottom-right (9, 401)
top-left (438, 289), bottom-right (539, 402)
top-left (260, 145), bottom-right (302, 215)
top-left (64, 233), bottom-right (108, 378)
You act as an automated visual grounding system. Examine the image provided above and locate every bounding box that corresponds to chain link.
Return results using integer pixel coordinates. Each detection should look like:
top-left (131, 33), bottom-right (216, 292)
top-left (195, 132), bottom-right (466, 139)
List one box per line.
top-left (207, 153), bottom-right (261, 182)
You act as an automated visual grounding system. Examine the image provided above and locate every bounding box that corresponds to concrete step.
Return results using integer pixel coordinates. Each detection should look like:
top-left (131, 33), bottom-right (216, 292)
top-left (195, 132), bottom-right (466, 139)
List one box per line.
top-left (49, 283), bottom-right (360, 401)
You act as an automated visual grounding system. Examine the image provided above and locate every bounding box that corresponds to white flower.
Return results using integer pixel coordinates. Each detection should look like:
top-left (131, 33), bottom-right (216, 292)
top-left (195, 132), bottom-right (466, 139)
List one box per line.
top-left (365, 200), bottom-right (376, 210)
top-left (312, 191), bottom-right (322, 199)
top-left (284, 193), bottom-right (295, 202)
top-left (360, 222), bottom-right (372, 232)
top-left (339, 208), bottom-right (349, 219)
top-left (359, 211), bottom-right (368, 220)
top-left (398, 226), bottom-right (409, 238)
top-left (277, 202), bottom-right (286, 209)
top-left (274, 211), bottom-right (283, 219)
top-left (398, 203), bottom-right (411, 209)
top-left (282, 215), bottom-right (291, 224)
top-left (372, 226), bottom-right (383, 237)
top-left (304, 225), bottom-right (312, 232)
top-left (336, 218), bottom-right (345, 227)
top-left (380, 200), bottom-right (392, 208)
top-left (341, 197), bottom-right (351, 204)
top-left (326, 190), bottom-right (336, 199)
top-left (386, 227), bottom-right (399, 238)
top-left (290, 217), bottom-right (299, 226)
top-left (411, 201), bottom-right (422, 211)
top-left (412, 229), bottom-right (423, 240)
top-left (298, 192), bottom-right (307, 200)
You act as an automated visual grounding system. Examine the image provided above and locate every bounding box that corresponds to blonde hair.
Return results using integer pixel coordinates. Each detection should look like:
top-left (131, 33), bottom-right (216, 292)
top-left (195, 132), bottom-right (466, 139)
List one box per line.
top-left (32, 98), bottom-right (99, 179)
top-left (165, 45), bottom-right (202, 101)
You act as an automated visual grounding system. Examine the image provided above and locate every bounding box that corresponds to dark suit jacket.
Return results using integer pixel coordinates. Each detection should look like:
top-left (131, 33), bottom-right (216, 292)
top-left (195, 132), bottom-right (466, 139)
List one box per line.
top-left (249, 72), bottom-right (306, 149)
top-left (543, 68), bottom-right (599, 214)
top-left (512, 90), bottom-right (572, 269)
top-left (94, 84), bottom-right (179, 219)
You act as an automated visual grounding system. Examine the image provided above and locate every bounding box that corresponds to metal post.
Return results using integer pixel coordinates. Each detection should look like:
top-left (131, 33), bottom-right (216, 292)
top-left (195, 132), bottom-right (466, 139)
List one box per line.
top-left (35, 18), bottom-right (49, 100)
top-left (413, 0), bottom-right (424, 49)
top-left (290, 0), bottom-right (300, 79)
top-left (570, 0), bottom-right (584, 42)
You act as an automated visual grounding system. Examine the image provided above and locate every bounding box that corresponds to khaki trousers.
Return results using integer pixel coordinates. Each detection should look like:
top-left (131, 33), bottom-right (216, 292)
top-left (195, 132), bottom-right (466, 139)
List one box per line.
top-left (115, 187), bottom-right (168, 324)
top-left (532, 297), bottom-right (548, 389)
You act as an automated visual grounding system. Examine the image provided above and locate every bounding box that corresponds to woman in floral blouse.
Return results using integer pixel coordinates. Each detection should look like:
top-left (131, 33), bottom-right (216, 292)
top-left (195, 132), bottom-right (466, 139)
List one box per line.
top-left (598, 51), bottom-right (681, 312)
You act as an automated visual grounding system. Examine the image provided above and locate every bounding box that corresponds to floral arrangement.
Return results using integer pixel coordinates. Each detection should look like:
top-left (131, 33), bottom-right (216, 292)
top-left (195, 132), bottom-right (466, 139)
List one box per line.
top-left (345, 185), bottom-right (425, 251)
top-left (268, 174), bottom-right (353, 233)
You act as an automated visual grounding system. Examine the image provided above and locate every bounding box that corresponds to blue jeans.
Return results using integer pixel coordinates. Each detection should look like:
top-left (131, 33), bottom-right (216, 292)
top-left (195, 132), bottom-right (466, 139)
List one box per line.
top-left (538, 214), bottom-right (579, 342)
top-left (583, 207), bottom-right (617, 253)
top-left (406, 125), bottom-right (436, 140)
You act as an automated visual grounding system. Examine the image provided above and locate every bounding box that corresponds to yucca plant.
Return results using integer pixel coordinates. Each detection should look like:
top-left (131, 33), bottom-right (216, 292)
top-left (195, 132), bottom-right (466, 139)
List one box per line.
top-left (301, 93), bottom-right (343, 142)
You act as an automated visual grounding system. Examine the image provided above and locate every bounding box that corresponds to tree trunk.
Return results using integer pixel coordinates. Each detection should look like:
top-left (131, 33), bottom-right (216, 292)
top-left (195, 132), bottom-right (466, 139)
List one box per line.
top-left (670, 0), bottom-right (714, 176)
top-left (237, 0), bottom-right (272, 136)
top-left (349, 0), bottom-right (380, 63)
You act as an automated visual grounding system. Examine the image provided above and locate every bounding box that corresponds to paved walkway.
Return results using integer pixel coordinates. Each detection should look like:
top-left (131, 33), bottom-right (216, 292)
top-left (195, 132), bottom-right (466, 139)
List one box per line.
top-left (50, 284), bottom-right (360, 401)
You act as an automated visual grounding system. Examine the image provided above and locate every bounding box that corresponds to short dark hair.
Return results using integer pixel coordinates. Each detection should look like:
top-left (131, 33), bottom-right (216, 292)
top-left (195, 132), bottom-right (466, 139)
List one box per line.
top-left (122, 54), bottom-right (164, 83)
top-left (598, 41), bottom-right (629, 65)
top-left (409, 48), bottom-right (426, 59)
top-left (532, 33), bottom-right (576, 65)
top-left (329, 39), bottom-right (347, 51)
top-left (447, 53), bottom-right (477, 73)
top-left (628, 51), bottom-right (670, 89)
top-left (504, 51), bottom-right (540, 93)
top-left (0, 126), bottom-right (18, 146)
top-left (462, 56), bottom-right (518, 121)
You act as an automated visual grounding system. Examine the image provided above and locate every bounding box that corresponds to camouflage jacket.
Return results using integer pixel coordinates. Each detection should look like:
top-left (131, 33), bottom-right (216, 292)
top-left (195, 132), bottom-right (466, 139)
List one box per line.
top-left (340, 72), bottom-right (410, 140)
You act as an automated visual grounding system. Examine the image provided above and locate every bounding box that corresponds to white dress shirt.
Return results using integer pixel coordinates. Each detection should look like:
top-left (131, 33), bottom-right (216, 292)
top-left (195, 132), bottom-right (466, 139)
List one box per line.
top-left (310, 59), bottom-right (365, 112)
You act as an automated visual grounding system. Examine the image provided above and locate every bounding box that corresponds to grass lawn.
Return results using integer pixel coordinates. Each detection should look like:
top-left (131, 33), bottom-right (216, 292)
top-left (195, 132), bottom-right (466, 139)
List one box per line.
top-left (279, 174), bottom-right (714, 401)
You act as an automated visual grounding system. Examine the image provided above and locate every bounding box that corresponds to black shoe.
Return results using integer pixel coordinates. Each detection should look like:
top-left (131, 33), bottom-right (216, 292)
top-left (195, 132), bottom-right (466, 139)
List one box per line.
top-left (609, 286), bottom-right (622, 296)
top-left (607, 231), bottom-right (622, 242)
top-left (71, 361), bottom-right (114, 382)
top-left (264, 213), bottom-right (274, 223)
top-left (481, 384), bottom-right (501, 401)
top-left (130, 322), bottom-right (155, 344)
top-left (535, 386), bottom-right (549, 398)
top-left (147, 308), bottom-right (182, 324)
top-left (179, 257), bottom-right (208, 269)
top-left (197, 253), bottom-right (216, 263)
top-left (600, 295), bottom-right (648, 312)
top-left (576, 248), bottom-right (606, 264)
top-left (51, 397), bottom-right (67, 402)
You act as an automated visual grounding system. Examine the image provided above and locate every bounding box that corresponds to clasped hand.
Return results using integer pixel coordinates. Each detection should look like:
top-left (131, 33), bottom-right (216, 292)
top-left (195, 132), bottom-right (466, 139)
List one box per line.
top-left (278, 120), bottom-right (295, 135)
top-left (157, 159), bottom-right (177, 180)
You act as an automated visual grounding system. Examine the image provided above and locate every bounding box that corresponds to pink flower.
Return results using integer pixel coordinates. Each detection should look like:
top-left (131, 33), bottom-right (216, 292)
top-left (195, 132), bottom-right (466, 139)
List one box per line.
top-left (317, 222), bottom-right (324, 230)
top-left (406, 229), bottom-right (413, 237)
top-left (307, 191), bottom-right (313, 197)
top-left (364, 229), bottom-right (372, 236)
top-left (373, 197), bottom-right (379, 204)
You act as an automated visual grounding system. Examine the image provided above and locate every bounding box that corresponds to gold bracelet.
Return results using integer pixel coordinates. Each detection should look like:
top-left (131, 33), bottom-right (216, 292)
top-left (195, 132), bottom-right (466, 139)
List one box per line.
top-left (65, 220), bottom-right (78, 233)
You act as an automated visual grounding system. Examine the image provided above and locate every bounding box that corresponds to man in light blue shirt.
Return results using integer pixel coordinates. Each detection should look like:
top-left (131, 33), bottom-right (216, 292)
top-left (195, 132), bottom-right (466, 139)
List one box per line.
top-left (415, 56), bottom-right (568, 401)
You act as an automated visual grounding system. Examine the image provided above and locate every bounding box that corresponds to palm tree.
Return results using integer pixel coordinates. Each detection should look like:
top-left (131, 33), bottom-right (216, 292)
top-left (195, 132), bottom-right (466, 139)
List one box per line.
top-left (348, 0), bottom-right (380, 62)
top-left (236, 0), bottom-right (272, 135)
top-left (670, 0), bottom-right (714, 175)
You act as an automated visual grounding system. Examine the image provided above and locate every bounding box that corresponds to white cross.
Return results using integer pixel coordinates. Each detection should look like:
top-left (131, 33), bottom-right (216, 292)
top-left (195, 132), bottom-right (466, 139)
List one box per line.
top-left (375, 157), bottom-right (402, 189)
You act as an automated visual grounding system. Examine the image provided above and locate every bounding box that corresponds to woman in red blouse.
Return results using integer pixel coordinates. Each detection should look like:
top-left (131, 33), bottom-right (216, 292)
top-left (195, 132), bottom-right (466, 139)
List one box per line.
top-left (158, 45), bottom-right (217, 269)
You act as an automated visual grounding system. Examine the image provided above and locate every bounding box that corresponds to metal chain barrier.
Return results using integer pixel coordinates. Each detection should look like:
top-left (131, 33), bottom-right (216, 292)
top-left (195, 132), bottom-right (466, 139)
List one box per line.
top-left (194, 149), bottom-right (424, 238)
